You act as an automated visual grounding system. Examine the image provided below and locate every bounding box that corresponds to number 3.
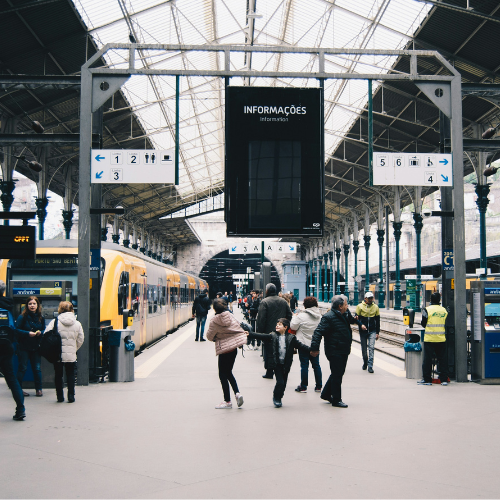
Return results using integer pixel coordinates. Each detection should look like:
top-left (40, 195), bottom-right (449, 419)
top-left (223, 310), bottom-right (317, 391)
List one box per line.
top-left (114, 172), bottom-right (119, 180)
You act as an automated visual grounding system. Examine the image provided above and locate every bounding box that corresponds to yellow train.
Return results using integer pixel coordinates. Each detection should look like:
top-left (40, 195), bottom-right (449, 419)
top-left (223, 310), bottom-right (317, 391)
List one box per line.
top-left (0, 240), bottom-right (208, 353)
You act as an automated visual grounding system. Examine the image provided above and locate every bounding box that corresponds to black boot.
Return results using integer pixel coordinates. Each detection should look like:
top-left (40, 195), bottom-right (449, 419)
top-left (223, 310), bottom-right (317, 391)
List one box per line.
top-left (13, 409), bottom-right (26, 421)
top-left (56, 390), bottom-right (64, 403)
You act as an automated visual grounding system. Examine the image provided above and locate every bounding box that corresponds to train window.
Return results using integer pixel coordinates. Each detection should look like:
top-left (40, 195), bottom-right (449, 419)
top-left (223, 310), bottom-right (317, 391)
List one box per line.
top-left (131, 283), bottom-right (141, 318)
top-left (148, 285), bottom-right (154, 314)
top-left (100, 258), bottom-right (106, 289)
top-left (161, 286), bottom-right (166, 307)
top-left (118, 272), bottom-right (129, 315)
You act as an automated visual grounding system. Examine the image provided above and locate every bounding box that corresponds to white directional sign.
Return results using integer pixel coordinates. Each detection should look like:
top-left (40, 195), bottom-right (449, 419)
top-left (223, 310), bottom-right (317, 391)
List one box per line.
top-left (91, 149), bottom-right (174, 184)
top-left (229, 242), bottom-right (297, 254)
top-left (405, 275), bottom-right (434, 280)
top-left (373, 153), bottom-right (453, 187)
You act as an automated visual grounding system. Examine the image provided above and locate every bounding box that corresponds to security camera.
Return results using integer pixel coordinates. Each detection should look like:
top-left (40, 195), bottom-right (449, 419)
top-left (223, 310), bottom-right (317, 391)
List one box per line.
top-left (422, 208), bottom-right (433, 218)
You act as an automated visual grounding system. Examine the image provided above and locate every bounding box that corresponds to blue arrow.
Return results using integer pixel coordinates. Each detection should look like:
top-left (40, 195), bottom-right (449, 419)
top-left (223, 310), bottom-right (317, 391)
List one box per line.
top-left (231, 246), bottom-right (237, 252)
top-left (441, 174), bottom-right (448, 182)
top-left (289, 245), bottom-right (294, 251)
top-left (95, 155), bottom-right (105, 162)
top-left (96, 171), bottom-right (103, 179)
top-left (439, 158), bottom-right (449, 165)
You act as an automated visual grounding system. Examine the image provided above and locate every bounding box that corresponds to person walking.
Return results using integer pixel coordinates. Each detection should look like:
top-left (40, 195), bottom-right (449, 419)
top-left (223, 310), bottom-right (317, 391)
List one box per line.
top-left (16, 296), bottom-right (45, 397)
top-left (0, 280), bottom-right (25, 420)
top-left (192, 290), bottom-right (211, 341)
top-left (247, 290), bottom-right (261, 350)
top-left (289, 291), bottom-right (298, 312)
top-left (355, 291), bottom-right (380, 373)
top-left (290, 296), bottom-right (322, 393)
top-left (310, 295), bottom-right (366, 408)
top-left (249, 318), bottom-right (311, 407)
top-left (206, 298), bottom-right (248, 409)
top-left (418, 292), bottom-right (449, 386)
top-left (45, 301), bottom-right (84, 403)
top-left (256, 283), bottom-right (293, 379)
top-left (228, 292), bottom-right (234, 312)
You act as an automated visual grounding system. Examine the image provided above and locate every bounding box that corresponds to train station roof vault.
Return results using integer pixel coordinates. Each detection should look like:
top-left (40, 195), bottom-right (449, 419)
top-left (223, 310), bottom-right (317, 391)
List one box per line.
top-left (2, 0), bottom-right (500, 248)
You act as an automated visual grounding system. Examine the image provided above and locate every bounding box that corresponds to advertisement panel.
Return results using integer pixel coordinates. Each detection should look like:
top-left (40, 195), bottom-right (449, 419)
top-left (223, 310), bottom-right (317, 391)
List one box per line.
top-left (225, 87), bottom-right (324, 237)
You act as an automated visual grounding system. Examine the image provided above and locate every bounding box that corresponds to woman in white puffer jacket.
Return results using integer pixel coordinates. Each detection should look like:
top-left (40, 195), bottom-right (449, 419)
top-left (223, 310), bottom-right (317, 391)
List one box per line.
top-left (45, 301), bottom-right (84, 403)
top-left (206, 298), bottom-right (248, 409)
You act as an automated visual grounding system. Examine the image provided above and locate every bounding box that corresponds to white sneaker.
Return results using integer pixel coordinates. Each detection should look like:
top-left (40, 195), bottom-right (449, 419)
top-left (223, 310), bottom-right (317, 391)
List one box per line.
top-left (247, 345), bottom-right (254, 351)
top-left (235, 393), bottom-right (244, 407)
top-left (441, 381), bottom-right (448, 386)
top-left (215, 401), bottom-right (232, 409)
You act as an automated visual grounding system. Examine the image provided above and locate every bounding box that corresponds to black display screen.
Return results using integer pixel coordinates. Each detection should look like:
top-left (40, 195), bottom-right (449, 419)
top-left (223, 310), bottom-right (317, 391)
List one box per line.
top-left (0, 226), bottom-right (36, 259)
top-left (225, 86), bottom-right (324, 237)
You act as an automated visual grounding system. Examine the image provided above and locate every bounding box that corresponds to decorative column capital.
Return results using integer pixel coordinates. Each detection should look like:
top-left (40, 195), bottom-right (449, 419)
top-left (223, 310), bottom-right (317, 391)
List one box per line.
top-left (35, 197), bottom-right (49, 222)
top-left (335, 248), bottom-right (341, 259)
top-left (343, 244), bottom-right (350, 254)
top-left (413, 212), bottom-right (423, 233)
top-left (112, 233), bottom-right (120, 244)
top-left (328, 251), bottom-right (333, 262)
top-left (352, 240), bottom-right (360, 253)
top-left (363, 234), bottom-right (371, 249)
top-left (475, 183), bottom-right (491, 213)
top-left (392, 221), bottom-right (403, 240)
top-left (131, 243), bottom-right (138, 250)
top-left (123, 239), bottom-right (130, 248)
top-left (376, 229), bottom-right (385, 246)
top-left (62, 209), bottom-right (74, 239)
top-left (101, 227), bottom-right (108, 242)
top-left (0, 180), bottom-right (16, 213)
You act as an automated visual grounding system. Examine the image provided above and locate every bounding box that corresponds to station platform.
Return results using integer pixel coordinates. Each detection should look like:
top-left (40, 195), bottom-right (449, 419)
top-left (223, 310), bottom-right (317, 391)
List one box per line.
top-left (2, 307), bottom-right (500, 499)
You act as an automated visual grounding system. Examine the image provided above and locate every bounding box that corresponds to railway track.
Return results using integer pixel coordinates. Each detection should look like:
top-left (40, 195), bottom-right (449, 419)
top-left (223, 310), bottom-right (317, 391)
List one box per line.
top-left (353, 328), bottom-right (406, 361)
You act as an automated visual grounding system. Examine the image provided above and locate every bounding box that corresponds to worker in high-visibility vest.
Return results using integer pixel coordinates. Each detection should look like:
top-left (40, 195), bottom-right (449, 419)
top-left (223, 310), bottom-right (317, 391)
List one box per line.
top-left (418, 292), bottom-right (449, 386)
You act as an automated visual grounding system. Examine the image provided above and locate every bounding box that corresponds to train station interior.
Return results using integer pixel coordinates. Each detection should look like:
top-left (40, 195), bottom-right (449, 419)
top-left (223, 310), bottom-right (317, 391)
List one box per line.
top-left (2, 0), bottom-right (500, 498)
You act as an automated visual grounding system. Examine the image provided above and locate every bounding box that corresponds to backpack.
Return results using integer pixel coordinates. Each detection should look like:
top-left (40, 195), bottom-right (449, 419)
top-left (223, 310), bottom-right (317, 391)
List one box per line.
top-left (39, 318), bottom-right (62, 363)
top-left (0, 308), bottom-right (16, 354)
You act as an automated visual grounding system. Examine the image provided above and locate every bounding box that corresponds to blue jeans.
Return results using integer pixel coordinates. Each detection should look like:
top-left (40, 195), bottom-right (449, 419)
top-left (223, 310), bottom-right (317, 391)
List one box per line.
top-left (0, 351), bottom-right (25, 413)
top-left (196, 315), bottom-right (207, 340)
top-left (360, 331), bottom-right (377, 368)
top-left (298, 350), bottom-right (322, 388)
top-left (17, 349), bottom-right (42, 391)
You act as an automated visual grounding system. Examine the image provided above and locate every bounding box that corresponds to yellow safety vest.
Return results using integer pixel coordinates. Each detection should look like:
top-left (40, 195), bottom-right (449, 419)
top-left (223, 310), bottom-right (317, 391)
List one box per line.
top-left (424, 304), bottom-right (448, 342)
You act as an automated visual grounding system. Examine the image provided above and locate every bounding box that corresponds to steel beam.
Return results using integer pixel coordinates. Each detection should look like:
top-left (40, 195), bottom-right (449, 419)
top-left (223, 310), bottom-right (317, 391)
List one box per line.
top-left (0, 134), bottom-right (99, 146)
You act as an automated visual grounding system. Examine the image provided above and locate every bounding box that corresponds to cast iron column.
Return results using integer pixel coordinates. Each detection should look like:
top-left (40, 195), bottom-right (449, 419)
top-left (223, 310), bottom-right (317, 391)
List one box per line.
top-left (35, 197), bottom-right (48, 240)
top-left (364, 235), bottom-right (371, 293)
top-left (335, 248), bottom-right (341, 295)
top-left (62, 210), bottom-right (74, 239)
top-left (328, 251), bottom-right (334, 301)
top-left (413, 212), bottom-right (423, 312)
top-left (317, 258), bottom-right (322, 302)
top-left (377, 229), bottom-right (385, 308)
top-left (0, 180), bottom-right (15, 225)
top-left (344, 243), bottom-right (350, 303)
top-left (393, 221), bottom-right (403, 310)
top-left (475, 183), bottom-right (490, 279)
top-left (323, 253), bottom-right (328, 303)
top-left (353, 240), bottom-right (359, 305)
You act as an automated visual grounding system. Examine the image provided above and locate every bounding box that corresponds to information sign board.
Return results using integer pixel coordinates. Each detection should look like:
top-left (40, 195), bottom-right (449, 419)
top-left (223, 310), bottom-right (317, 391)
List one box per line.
top-left (91, 149), bottom-right (174, 184)
top-left (0, 226), bottom-right (36, 259)
top-left (373, 153), bottom-right (452, 187)
top-left (443, 249), bottom-right (454, 271)
top-left (406, 279), bottom-right (417, 309)
top-left (229, 242), bottom-right (297, 254)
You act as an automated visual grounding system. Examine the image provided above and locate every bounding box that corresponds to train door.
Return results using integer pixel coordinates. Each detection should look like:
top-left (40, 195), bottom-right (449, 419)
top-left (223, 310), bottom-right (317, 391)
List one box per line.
top-left (142, 273), bottom-right (147, 345)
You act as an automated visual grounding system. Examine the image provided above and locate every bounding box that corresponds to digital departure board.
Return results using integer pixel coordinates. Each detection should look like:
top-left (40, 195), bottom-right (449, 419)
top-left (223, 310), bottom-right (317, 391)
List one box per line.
top-left (0, 226), bottom-right (36, 259)
top-left (225, 86), bottom-right (324, 237)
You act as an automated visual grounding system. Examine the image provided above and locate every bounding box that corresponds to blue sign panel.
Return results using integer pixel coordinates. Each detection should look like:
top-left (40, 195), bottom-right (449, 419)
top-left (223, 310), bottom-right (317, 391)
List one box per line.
top-left (443, 248), bottom-right (454, 271)
top-left (13, 288), bottom-right (40, 296)
top-left (90, 249), bottom-right (101, 272)
top-left (485, 288), bottom-right (500, 296)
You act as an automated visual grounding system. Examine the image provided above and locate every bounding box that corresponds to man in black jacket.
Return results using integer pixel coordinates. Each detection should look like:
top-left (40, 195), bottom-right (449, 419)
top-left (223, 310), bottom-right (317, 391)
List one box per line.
top-left (310, 295), bottom-right (365, 408)
top-left (192, 291), bottom-right (211, 341)
top-left (257, 284), bottom-right (293, 379)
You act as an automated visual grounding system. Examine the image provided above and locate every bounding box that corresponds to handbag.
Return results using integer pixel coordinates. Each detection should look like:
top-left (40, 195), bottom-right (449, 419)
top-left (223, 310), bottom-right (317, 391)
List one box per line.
top-left (215, 332), bottom-right (248, 355)
top-left (39, 318), bottom-right (62, 363)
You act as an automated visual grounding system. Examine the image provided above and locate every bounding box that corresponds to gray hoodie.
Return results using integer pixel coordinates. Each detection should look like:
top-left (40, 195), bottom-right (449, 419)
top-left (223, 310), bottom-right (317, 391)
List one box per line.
top-left (290, 306), bottom-right (322, 347)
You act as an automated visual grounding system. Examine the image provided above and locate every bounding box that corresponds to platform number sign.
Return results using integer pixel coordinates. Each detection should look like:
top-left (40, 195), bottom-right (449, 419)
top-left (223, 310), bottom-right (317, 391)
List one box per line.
top-left (91, 149), bottom-right (174, 184)
top-left (425, 172), bottom-right (435, 185)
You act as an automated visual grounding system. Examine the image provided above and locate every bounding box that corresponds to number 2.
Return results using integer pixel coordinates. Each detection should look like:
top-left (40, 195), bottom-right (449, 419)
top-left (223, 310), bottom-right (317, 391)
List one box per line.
top-left (130, 155), bottom-right (137, 163)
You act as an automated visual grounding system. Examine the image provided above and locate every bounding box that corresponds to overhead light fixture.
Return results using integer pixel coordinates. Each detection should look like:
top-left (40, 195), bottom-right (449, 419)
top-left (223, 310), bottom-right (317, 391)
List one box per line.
top-left (484, 166), bottom-right (498, 177)
top-left (129, 33), bottom-right (137, 44)
top-left (31, 120), bottom-right (44, 134)
top-left (482, 126), bottom-right (498, 139)
top-left (12, 154), bottom-right (43, 172)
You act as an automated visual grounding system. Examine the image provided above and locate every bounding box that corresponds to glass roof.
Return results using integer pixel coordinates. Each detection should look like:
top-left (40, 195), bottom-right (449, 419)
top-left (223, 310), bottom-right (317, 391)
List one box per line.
top-left (73, 0), bottom-right (431, 202)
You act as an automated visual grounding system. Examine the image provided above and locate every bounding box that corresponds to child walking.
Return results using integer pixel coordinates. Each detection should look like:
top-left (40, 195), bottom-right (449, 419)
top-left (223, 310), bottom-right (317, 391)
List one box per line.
top-left (249, 318), bottom-right (311, 408)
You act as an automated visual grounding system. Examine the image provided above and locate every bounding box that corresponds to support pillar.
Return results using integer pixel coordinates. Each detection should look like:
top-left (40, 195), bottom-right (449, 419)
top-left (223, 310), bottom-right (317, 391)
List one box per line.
top-left (1, 116), bottom-right (17, 226)
top-left (131, 226), bottom-right (138, 250)
top-left (122, 221), bottom-right (130, 248)
top-left (343, 243), bottom-right (350, 304)
top-left (317, 257), bottom-right (322, 302)
top-left (62, 210), bottom-right (74, 239)
top-left (353, 240), bottom-right (359, 305)
top-left (35, 197), bottom-right (48, 240)
top-left (323, 253), bottom-right (328, 303)
top-left (413, 212), bottom-right (423, 312)
top-left (475, 184), bottom-right (490, 279)
top-left (112, 217), bottom-right (120, 244)
top-left (140, 229), bottom-right (146, 254)
top-left (328, 251), bottom-right (334, 301)
top-left (364, 235), bottom-right (371, 293)
top-left (335, 248), bottom-right (341, 295)
top-left (393, 221), bottom-right (403, 310)
top-left (0, 180), bottom-right (16, 224)
top-left (377, 229), bottom-right (385, 308)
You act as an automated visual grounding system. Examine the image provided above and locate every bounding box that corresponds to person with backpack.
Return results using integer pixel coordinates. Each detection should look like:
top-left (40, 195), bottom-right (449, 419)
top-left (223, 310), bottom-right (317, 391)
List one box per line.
top-left (16, 296), bottom-right (45, 397)
top-left (192, 290), bottom-right (211, 341)
top-left (0, 280), bottom-right (26, 420)
top-left (45, 301), bottom-right (84, 403)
